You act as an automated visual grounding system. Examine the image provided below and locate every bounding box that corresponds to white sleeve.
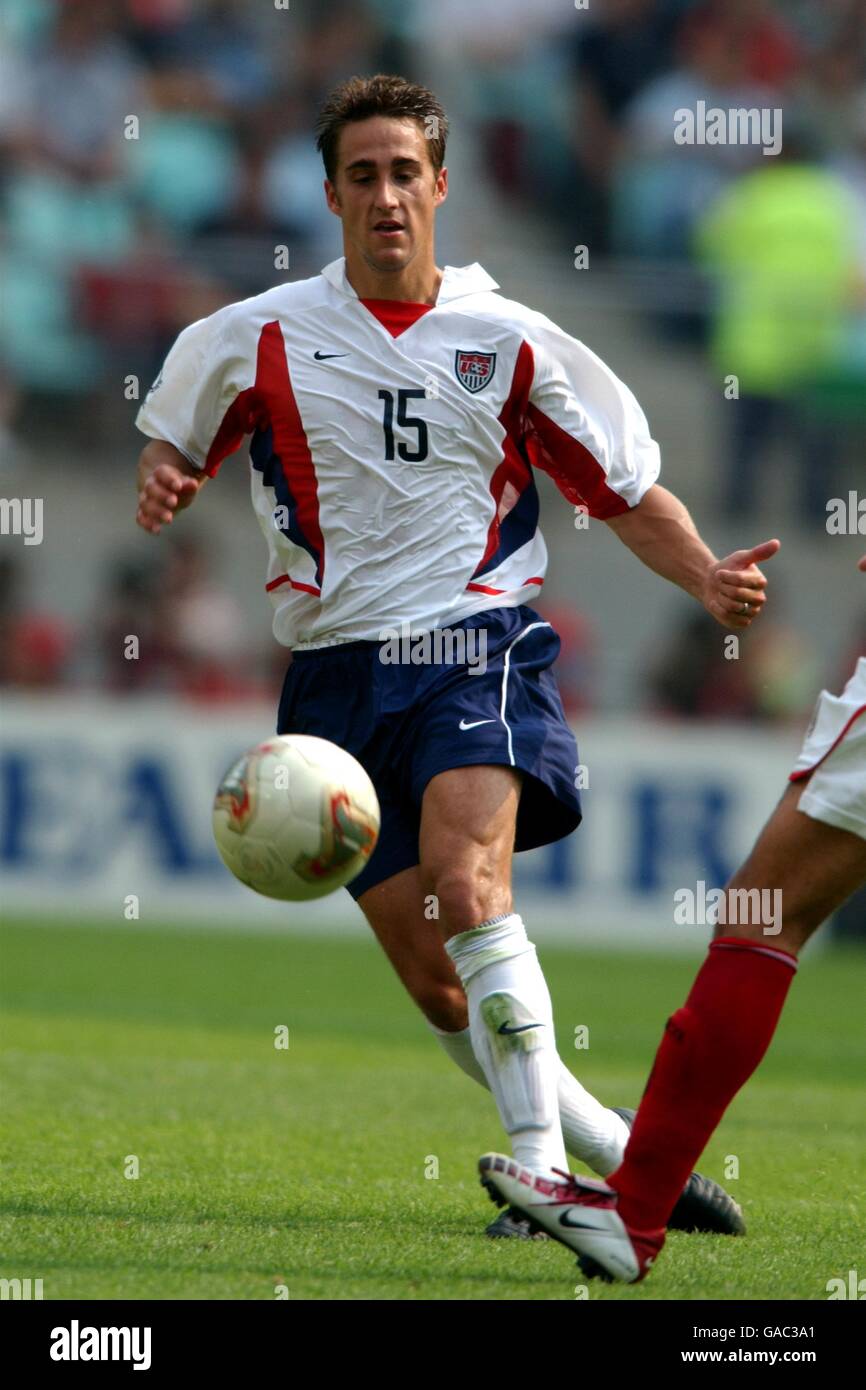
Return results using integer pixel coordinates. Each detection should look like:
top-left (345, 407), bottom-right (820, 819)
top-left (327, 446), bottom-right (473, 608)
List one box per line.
top-left (135, 307), bottom-right (252, 474)
top-left (523, 314), bottom-right (661, 519)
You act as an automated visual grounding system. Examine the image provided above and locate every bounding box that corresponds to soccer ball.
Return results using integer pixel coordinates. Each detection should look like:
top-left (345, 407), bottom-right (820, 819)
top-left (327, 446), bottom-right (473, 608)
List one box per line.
top-left (212, 734), bottom-right (380, 901)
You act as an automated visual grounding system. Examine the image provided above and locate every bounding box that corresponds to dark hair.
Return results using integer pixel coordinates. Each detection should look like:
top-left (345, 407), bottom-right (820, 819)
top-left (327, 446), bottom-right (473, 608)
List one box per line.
top-left (315, 73), bottom-right (448, 183)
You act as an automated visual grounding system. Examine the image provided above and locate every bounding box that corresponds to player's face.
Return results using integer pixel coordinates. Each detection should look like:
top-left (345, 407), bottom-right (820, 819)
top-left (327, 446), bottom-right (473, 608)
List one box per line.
top-left (325, 117), bottom-right (447, 276)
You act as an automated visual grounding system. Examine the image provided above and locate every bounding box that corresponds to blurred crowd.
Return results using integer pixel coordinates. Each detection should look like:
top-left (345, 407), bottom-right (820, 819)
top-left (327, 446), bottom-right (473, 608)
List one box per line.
top-left (0, 539), bottom-right (286, 699)
top-left (0, 0), bottom-right (408, 419)
top-left (1, 0), bottom-right (864, 713)
top-left (482, 0), bottom-right (866, 526)
top-left (2, 1), bottom-right (864, 414)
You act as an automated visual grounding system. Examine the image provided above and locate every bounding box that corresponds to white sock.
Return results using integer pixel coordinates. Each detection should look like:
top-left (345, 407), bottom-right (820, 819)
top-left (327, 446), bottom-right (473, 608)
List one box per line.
top-left (444, 913), bottom-right (567, 1179)
top-left (427, 1019), bottom-right (487, 1086)
top-left (555, 1067), bottom-right (631, 1177)
top-left (428, 1020), bottom-right (629, 1176)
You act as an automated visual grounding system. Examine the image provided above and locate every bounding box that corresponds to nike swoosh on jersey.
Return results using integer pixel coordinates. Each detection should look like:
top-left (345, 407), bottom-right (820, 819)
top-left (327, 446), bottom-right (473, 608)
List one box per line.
top-left (458, 717), bottom-right (496, 730)
top-left (497, 1021), bottom-right (542, 1035)
top-left (313, 350), bottom-right (349, 360)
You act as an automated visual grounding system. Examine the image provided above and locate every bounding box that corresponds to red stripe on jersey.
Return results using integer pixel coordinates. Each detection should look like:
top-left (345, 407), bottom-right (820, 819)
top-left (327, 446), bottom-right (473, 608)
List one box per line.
top-left (255, 320), bottom-right (326, 586)
top-left (203, 321), bottom-right (325, 585)
top-left (524, 402), bottom-right (630, 520)
top-left (360, 299), bottom-right (433, 337)
top-left (788, 703), bottom-right (866, 782)
top-left (472, 340), bottom-right (536, 579)
top-left (204, 386), bottom-right (259, 476)
top-left (266, 574), bottom-right (322, 597)
top-left (465, 576), bottom-right (544, 596)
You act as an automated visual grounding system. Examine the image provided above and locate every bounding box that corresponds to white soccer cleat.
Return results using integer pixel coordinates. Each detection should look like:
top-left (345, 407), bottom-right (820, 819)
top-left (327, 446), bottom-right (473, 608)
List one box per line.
top-left (478, 1152), bottom-right (665, 1283)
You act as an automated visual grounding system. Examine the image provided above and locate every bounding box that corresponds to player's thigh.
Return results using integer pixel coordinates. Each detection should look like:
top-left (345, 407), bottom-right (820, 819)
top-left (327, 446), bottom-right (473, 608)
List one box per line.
top-left (418, 764), bottom-right (521, 934)
top-left (717, 782), bottom-right (866, 951)
top-left (357, 866), bottom-right (468, 1030)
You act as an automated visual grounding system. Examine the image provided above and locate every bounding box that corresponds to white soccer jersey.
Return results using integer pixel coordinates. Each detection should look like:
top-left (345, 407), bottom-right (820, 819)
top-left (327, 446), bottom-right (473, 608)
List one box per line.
top-left (136, 256), bottom-right (660, 648)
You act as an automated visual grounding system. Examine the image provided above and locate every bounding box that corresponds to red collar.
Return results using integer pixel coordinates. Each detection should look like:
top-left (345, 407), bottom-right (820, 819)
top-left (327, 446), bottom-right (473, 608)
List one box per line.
top-left (359, 298), bottom-right (434, 338)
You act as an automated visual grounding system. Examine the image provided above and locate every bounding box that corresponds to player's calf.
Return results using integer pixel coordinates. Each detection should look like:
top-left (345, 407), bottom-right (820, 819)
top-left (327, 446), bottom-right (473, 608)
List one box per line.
top-left (712, 783), bottom-right (866, 955)
top-left (414, 982), bottom-right (468, 1033)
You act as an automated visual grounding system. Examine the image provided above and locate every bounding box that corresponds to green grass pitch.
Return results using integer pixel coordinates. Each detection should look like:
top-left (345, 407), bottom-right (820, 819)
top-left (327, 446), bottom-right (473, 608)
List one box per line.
top-left (1, 920), bottom-right (864, 1301)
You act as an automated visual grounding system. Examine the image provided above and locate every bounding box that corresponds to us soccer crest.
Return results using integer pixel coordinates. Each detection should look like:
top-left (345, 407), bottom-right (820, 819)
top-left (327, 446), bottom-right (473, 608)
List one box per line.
top-left (455, 350), bottom-right (496, 393)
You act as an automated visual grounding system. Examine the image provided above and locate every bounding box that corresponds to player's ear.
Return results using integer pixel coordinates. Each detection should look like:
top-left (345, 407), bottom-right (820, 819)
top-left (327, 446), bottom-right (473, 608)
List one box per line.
top-left (434, 166), bottom-right (448, 207)
top-left (324, 179), bottom-right (342, 217)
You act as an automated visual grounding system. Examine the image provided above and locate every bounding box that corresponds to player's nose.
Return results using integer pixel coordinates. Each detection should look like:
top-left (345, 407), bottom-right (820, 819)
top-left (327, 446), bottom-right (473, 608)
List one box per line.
top-left (372, 180), bottom-right (401, 209)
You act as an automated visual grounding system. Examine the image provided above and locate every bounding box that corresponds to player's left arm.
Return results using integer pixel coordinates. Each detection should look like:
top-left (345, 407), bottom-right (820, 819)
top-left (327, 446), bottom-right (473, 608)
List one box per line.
top-left (604, 483), bottom-right (780, 630)
top-left (522, 316), bottom-right (779, 631)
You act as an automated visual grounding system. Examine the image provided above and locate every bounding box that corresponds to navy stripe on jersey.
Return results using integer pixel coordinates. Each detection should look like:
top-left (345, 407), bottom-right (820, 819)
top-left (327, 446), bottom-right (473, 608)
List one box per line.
top-left (251, 425), bottom-right (323, 586)
top-left (471, 473), bottom-right (540, 581)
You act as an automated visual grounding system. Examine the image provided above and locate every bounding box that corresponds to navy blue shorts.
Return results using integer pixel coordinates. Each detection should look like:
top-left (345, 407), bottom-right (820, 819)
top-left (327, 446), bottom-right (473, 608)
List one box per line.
top-left (276, 605), bottom-right (582, 899)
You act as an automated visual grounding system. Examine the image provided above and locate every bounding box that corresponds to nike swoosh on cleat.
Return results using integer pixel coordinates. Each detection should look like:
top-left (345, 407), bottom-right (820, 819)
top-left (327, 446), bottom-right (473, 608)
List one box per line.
top-left (458, 718), bottom-right (495, 730)
top-left (558, 1210), bottom-right (610, 1230)
top-left (497, 1021), bottom-right (542, 1035)
top-left (313, 351), bottom-right (350, 360)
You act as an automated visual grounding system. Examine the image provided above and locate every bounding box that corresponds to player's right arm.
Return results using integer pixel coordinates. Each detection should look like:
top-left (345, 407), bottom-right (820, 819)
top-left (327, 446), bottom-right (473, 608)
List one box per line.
top-left (134, 303), bottom-right (253, 535)
top-left (136, 440), bottom-right (207, 535)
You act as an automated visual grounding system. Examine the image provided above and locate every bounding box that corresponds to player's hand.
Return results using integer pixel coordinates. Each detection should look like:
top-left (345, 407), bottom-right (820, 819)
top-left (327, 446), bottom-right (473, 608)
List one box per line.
top-left (702, 538), bottom-right (781, 630)
top-left (136, 463), bottom-right (203, 535)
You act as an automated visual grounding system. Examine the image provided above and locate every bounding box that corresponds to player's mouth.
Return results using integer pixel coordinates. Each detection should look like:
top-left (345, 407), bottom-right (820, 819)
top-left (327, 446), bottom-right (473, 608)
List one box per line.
top-left (372, 220), bottom-right (405, 238)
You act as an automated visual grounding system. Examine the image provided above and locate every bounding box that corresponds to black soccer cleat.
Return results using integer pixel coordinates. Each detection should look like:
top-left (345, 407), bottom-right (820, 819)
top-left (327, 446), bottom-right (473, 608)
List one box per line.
top-left (612, 1106), bottom-right (746, 1236)
top-left (485, 1206), bottom-right (547, 1240)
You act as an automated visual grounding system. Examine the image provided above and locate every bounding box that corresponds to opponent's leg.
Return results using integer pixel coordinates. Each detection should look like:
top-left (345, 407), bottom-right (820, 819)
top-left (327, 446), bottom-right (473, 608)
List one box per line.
top-left (610, 780), bottom-right (866, 1235)
top-left (479, 782), bottom-right (866, 1280)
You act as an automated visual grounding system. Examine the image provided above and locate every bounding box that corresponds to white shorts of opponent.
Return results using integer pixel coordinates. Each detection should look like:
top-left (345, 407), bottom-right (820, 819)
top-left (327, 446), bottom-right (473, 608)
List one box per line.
top-left (789, 657), bottom-right (866, 841)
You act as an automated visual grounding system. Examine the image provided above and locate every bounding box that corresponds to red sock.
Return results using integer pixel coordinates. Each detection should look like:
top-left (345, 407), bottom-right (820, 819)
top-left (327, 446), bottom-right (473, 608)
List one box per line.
top-left (609, 936), bottom-right (798, 1232)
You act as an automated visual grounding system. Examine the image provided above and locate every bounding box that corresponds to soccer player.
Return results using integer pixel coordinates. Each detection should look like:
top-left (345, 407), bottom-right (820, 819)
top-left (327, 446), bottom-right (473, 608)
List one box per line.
top-left (482, 556), bottom-right (866, 1280)
top-left (135, 74), bottom-right (775, 1239)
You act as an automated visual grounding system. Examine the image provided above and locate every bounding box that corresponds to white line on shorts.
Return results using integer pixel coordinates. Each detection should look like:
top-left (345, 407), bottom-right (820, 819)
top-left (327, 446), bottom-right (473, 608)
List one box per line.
top-left (499, 621), bottom-right (551, 765)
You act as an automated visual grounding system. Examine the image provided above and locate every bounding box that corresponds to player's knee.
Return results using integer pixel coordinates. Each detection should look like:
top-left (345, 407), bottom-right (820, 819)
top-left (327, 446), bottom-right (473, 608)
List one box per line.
top-left (426, 866), bottom-right (496, 933)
